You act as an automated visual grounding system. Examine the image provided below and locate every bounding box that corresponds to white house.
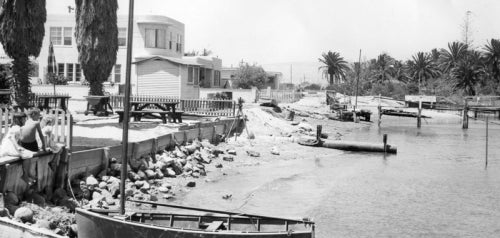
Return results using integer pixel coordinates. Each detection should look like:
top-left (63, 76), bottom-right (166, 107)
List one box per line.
top-left (0, 14), bottom-right (222, 99)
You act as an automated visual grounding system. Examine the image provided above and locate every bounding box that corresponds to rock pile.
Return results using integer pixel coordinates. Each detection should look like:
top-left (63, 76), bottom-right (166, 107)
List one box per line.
top-left (71, 139), bottom-right (233, 209)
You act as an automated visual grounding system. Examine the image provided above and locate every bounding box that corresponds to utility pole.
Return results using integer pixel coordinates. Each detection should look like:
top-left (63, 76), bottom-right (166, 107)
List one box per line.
top-left (355, 49), bottom-right (361, 111)
top-left (290, 64), bottom-right (293, 86)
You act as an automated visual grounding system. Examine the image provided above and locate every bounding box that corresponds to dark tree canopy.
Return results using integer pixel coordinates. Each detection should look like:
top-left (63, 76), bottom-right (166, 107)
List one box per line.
top-left (75, 0), bottom-right (118, 96)
top-left (0, 0), bottom-right (46, 107)
top-left (234, 62), bottom-right (267, 89)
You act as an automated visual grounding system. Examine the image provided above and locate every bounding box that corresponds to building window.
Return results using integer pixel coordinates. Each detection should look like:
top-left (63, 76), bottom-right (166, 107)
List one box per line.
top-left (67, 63), bottom-right (74, 81)
top-left (75, 64), bottom-right (81, 81)
top-left (57, 63), bottom-right (65, 76)
top-left (50, 27), bottom-right (62, 45)
top-left (176, 34), bottom-right (183, 52)
top-left (114, 65), bottom-right (121, 83)
top-left (50, 27), bottom-right (72, 45)
top-left (214, 70), bottom-right (221, 87)
top-left (118, 28), bottom-right (127, 46)
top-left (188, 66), bottom-right (199, 85)
top-left (145, 28), bottom-right (166, 49)
top-left (169, 32), bottom-right (172, 50)
top-left (63, 27), bottom-right (72, 45)
top-left (193, 67), bottom-right (199, 85)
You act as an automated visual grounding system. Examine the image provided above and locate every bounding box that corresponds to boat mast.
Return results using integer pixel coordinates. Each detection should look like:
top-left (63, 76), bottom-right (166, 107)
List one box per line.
top-left (120, 0), bottom-right (135, 215)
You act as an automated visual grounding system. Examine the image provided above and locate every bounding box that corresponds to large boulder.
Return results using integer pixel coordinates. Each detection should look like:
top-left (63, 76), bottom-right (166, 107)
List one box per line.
top-left (144, 169), bottom-right (156, 179)
top-left (85, 175), bottom-right (98, 187)
top-left (14, 207), bottom-right (33, 223)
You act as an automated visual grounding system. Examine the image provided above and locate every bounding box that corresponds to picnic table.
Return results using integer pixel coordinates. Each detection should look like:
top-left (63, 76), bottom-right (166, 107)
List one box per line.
top-left (116, 101), bottom-right (183, 123)
top-left (36, 94), bottom-right (71, 112)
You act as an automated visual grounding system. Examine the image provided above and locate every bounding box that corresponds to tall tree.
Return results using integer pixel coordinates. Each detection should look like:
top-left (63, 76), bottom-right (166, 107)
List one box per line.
top-left (75, 0), bottom-right (118, 96)
top-left (451, 50), bottom-right (486, 96)
top-left (483, 39), bottom-right (500, 82)
top-left (234, 62), bottom-right (267, 89)
top-left (438, 42), bottom-right (468, 73)
top-left (0, 0), bottom-right (46, 107)
top-left (371, 53), bottom-right (394, 83)
top-left (408, 52), bottom-right (440, 94)
top-left (318, 51), bottom-right (349, 85)
top-left (390, 60), bottom-right (409, 83)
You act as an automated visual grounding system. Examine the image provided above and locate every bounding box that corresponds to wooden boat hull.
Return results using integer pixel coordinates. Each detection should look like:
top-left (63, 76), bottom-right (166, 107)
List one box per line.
top-left (76, 208), bottom-right (314, 238)
top-left (0, 217), bottom-right (64, 238)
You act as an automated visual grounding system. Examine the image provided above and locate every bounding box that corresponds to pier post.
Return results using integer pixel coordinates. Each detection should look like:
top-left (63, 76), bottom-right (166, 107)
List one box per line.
top-left (383, 134), bottom-right (387, 155)
top-left (316, 125), bottom-right (322, 142)
top-left (485, 116), bottom-right (489, 169)
top-left (462, 99), bottom-right (469, 129)
top-left (417, 98), bottom-right (422, 128)
top-left (378, 94), bottom-right (382, 127)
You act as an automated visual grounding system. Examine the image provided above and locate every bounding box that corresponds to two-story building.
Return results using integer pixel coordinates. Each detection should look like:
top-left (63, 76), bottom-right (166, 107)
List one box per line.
top-left (1, 14), bottom-right (222, 99)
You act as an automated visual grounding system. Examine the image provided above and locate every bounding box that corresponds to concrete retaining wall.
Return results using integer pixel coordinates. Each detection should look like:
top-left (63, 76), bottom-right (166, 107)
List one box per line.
top-left (68, 118), bottom-right (242, 181)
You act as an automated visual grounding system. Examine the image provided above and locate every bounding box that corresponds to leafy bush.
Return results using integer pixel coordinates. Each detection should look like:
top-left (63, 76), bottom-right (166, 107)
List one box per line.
top-left (0, 64), bottom-right (12, 89)
top-left (46, 73), bottom-right (68, 85)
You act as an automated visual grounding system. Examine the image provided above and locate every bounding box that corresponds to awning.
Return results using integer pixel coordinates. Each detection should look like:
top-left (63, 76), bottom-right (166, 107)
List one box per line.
top-left (133, 55), bottom-right (202, 66)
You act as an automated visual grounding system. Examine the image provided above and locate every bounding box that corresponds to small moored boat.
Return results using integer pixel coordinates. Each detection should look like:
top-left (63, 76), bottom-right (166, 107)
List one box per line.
top-left (76, 203), bottom-right (315, 238)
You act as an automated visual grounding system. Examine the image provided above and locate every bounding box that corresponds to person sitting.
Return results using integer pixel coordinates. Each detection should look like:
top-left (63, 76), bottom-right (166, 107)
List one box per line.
top-left (0, 112), bottom-right (35, 185)
top-left (20, 108), bottom-right (46, 153)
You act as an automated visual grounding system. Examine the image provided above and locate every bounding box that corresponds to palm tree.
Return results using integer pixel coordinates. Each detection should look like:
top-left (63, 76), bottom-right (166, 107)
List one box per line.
top-left (318, 51), bottom-right (349, 85)
top-left (407, 52), bottom-right (440, 94)
top-left (389, 60), bottom-right (409, 83)
top-left (0, 0), bottom-right (46, 108)
top-left (483, 39), bottom-right (500, 82)
top-left (371, 53), bottom-right (394, 83)
top-left (75, 0), bottom-right (118, 96)
top-left (451, 51), bottom-right (486, 96)
top-left (438, 42), bottom-right (468, 73)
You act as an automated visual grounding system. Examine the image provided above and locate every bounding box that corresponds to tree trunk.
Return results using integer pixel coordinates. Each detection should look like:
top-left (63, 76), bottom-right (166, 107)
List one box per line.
top-left (89, 78), bottom-right (104, 96)
top-left (329, 74), bottom-right (334, 86)
top-left (12, 56), bottom-right (31, 108)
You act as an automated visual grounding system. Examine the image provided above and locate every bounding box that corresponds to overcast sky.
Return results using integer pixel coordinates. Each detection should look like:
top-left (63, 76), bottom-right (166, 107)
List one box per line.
top-left (48, 0), bottom-right (500, 84)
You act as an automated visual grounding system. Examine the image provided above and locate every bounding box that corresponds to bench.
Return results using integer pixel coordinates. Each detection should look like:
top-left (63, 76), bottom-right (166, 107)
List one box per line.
top-left (116, 110), bottom-right (183, 124)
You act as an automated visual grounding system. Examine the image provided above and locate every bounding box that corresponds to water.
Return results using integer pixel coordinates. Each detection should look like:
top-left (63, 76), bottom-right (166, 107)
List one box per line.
top-left (181, 114), bottom-right (500, 238)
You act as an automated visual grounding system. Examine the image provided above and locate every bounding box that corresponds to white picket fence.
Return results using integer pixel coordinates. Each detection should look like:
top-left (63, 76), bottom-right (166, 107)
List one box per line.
top-left (0, 108), bottom-right (73, 149)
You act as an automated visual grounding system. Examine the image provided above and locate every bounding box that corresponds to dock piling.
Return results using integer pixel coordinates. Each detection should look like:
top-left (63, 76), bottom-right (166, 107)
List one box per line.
top-left (462, 99), bottom-right (469, 129)
top-left (383, 134), bottom-right (387, 155)
top-left (485, 116), bottom-right (489, 169)
top-left (417, 98), bottom-right (422, 128)
top-left (378, 94), bottom-right (382, 127)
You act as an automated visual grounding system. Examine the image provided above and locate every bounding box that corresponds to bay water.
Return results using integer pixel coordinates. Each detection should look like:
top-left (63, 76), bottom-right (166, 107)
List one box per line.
top-left (180, 113), bottom-right (500, 237)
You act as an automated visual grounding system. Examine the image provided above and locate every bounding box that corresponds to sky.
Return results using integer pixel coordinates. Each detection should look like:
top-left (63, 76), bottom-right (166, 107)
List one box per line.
top-left (47, 0), bottom-right (500, 84)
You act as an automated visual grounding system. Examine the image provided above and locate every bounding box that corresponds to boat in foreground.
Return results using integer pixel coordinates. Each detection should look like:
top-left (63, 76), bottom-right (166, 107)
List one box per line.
top-left (76, 207), bottom-right (315, 238)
